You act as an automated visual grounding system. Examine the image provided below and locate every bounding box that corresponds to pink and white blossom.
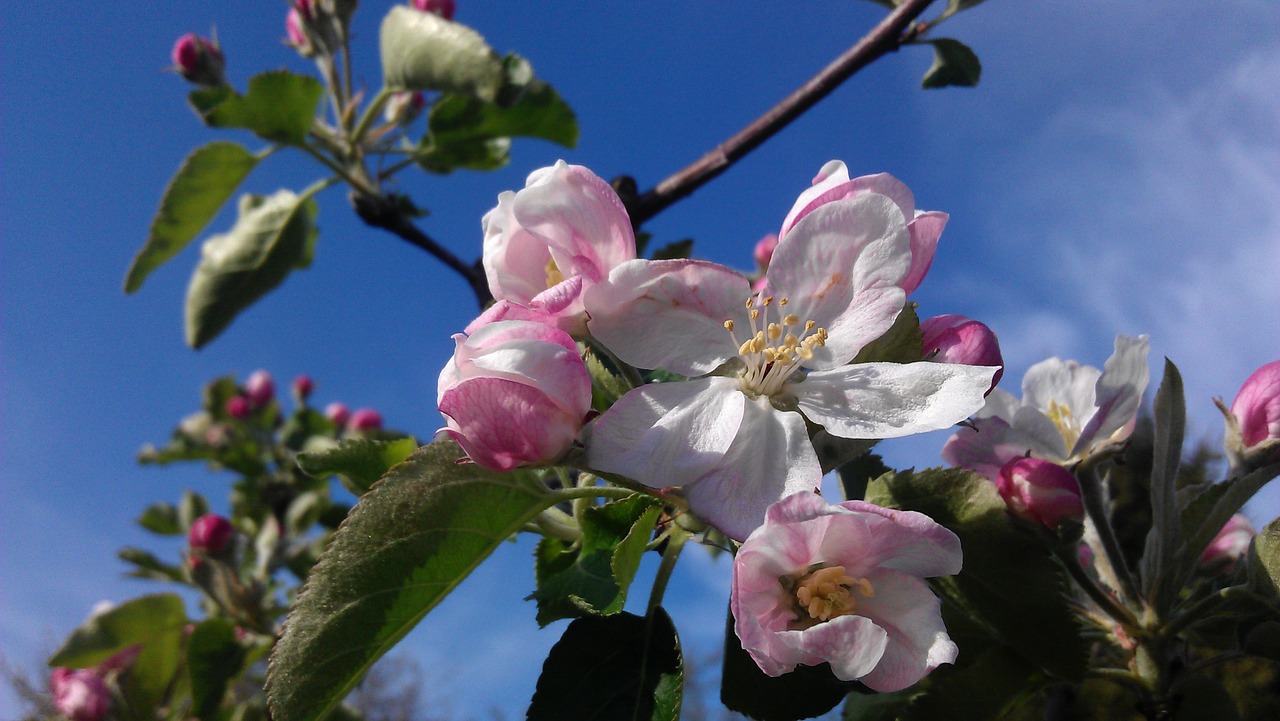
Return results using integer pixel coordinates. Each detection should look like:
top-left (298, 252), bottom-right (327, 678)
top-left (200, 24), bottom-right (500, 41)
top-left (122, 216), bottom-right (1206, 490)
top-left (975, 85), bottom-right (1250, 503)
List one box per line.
top-left (51, 668), bottom-right (111, 721)
top-left (994, 457), bottom-right (1083, 529)
top-left (438, 320), bottom-right (591, 471)
top-left (585, 168), bottom-right (996, 540)
top-left (921, 314), bottom-right (1004, 393)
top-left (1198, 513), bottom-right (1255, 572)
top-left (942, 335), bottom-right (1150, 480)
top-left (473, 161), bottom-right (636, 337)
top-left (779, 161), bottom-right (947, 295)
top-left (732, 492), bottom-right (961, 691)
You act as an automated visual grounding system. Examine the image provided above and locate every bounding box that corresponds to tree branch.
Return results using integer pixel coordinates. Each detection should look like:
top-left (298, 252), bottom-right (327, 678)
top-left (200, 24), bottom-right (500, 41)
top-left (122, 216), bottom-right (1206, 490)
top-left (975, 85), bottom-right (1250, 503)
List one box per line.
top-left (629, 0), bottom-right (938, 226)
top-left (350, 192), bottom-right (492, 308)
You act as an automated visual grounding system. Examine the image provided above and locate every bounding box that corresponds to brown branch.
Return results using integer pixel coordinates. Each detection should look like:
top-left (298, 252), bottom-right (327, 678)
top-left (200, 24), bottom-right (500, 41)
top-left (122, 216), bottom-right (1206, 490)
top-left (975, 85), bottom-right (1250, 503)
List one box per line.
top-left (629, 0), bottom-right (938, 226)
top-left (350, 192), bottom-right (492, 308)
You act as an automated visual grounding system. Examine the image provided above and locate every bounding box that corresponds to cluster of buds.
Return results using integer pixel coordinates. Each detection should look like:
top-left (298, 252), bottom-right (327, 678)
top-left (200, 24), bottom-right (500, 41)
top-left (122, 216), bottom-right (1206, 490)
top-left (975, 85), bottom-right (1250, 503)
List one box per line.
top-left (170, 33), bottom-right (225, 87)
top-left (323, 402), bottom-right (383, 433)
top-left (283, 0), bottom-right (358, 59)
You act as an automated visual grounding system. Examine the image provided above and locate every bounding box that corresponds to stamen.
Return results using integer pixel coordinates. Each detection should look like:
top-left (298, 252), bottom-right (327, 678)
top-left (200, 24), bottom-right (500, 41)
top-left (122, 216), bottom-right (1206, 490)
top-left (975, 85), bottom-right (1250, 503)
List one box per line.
top-left (768, 323), bottom-right (782, 340)
top-left (723, 320), bottom-right (735, 332)
top-left (783, 314), bottom-right (800, 326)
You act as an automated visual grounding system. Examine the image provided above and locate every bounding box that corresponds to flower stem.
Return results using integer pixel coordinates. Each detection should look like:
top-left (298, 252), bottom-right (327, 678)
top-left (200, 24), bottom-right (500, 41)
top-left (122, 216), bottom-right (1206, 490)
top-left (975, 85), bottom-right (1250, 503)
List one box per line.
top-left (351, 87), bottom-right (393, 148)
top-left (647, 529), bottom-right (687, 616)
top-left (1053, 544), bottom-right (1139, 629)
top-left (1076, 464), bottom-right (1143, 609)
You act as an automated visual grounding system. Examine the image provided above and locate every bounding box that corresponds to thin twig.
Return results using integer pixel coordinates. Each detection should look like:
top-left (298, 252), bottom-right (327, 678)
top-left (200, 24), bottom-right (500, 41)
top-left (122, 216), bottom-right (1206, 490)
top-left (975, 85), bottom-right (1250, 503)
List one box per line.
top-left (629, 0), bottom-right (938, 225)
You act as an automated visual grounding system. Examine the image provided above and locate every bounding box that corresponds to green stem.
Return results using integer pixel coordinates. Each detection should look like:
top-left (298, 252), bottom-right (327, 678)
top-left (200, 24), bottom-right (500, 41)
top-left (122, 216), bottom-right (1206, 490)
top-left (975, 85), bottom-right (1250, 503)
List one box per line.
top-left (1161, 588), bottom-right (1226, 640)
top-left (534, 508), bottom-right (581, 542)
top-left (377, 154), bottom-right (421, 181)
top-left (351, 87), bottom-right (394, 148)
top-left (1077, 465), bottom-right (1143, 609)
top-left (1053, 544), bottom-right (1139, 629)
top-left (300, 143), bottom-right (376, 195)
top-left (551, 485), bottom-right (637, 503)
top-left (647, 530), bottom-right (687, 616)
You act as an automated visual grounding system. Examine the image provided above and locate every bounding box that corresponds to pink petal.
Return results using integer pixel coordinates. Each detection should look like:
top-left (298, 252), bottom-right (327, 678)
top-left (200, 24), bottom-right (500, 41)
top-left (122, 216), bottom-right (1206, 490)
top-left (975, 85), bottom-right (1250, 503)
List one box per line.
top-left (769, 616), bottom-right (890, 681)
top-left (901, 211), bottom-right (947, 295)
top-left (1072, 334), bottom-right (1150, 456)
top-left (855, 571), bottom-right (957, 692)
top-left (439, 377), bottom-right (583, 471)
top-left (463, 300), bottom-right (560, 336)
top-left (829, 502), bottom-right (963, 578)
top-left (481, 191), bottom-right (554, 305)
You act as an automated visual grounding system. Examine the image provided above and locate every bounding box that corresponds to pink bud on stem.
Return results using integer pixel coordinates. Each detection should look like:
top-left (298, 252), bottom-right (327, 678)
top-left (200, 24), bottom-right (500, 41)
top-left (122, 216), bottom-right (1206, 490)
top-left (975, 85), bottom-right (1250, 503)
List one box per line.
top-left (171, 33), bottom-right (226, 87)
top-left (994, 457), bottom-right (1084, 530)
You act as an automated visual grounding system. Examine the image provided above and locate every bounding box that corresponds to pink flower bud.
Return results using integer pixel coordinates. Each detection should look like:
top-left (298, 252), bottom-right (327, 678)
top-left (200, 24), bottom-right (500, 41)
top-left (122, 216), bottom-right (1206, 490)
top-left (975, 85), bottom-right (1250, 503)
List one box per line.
top-left (348, 408), bottom-right (383, 431)
top-left (285, 4), bottom-right (315, 56)
top-left (752, 233), bottom-right (778, 270)
top-left (384, 91), bottom-right (427, 125)
top-left (225, 395), bottom-right (249, 419)
top-left (292, 375), bottom-right (315, 401)
top-left (732, 492), bottom-right (961, 691)
top-left (244, 370), bottom-right (275, 408)
top-left (188, 514), bottom-right (235, 555)
top-left (995, 457), bottom-right (1083, 529)
top-left (438, 320), bottom-right (591, 471)
top-left (412, 0), bottom-right (456, 20)
top-left (51, 669), bottom-right (110, 721)
top-left (1198, 513), bottom-right (1254, 573)
top-left (325, 402), bottom-right (351, 427)
top-left (171, 33), bottom-right (225, 87)
top-left (920, 314), bottom-right (1004, 392)
top-left (1230, 360), bottom-right (1280, 449)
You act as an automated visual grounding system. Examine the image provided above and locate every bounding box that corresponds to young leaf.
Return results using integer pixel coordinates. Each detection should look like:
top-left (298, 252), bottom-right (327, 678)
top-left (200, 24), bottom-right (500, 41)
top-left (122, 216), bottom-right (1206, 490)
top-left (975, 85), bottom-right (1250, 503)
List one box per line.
top-left (921, 39), bottom-right (982, 89)
top-left (379, 6), bottom-right (505, 102)
top-left (266, 439), bottom-right (557, 721)
top-left (125, 142), bottom-right (261, 293)
top-left (296, 437), bottom-right (421, 496)
top-left (188, 619), bottom-right (248, 721)
top-left (851, 302), bottom-right (922, 364)
top-left (527, 608), bottom-right (682, 721)
top-left (722, 605), bottom-right (856, 721)
top-left (49, 594), bottom-right (188, 716)
top-left (118, 547), bottom-right (187, 583)
top-left (530, 495), bottom-right (661, 625)
top-left (426, 81), bottom-right (579, 149)
top-left (1180, 461), bottom-right (1280, 590)
top-left (137, 502), bottom-right (183, 535)
top-left (188, 71), bottom-right (324, 145)
top-left (1248, 516), bottom-right (1280, 599)
top-left (1141, 359), bottom-right (1186, 611)
top-left (179, 489), bottom-right (211, 530)
top-left (866, 467), bottom-right (1088, 681)
top-left (184, 187), bottom-right (321, 348)
top-left (583, 348), bottom-right (632, 411)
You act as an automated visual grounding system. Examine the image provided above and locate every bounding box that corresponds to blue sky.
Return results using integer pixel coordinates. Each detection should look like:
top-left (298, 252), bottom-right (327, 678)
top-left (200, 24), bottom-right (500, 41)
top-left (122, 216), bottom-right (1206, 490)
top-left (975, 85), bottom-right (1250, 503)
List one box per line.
top-left (3, 1), bottom-right (1279, 718)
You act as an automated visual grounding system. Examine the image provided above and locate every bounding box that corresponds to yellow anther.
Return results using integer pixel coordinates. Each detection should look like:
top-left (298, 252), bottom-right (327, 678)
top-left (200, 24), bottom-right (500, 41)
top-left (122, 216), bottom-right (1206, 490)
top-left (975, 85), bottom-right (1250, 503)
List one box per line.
top-left (745, 298), bottom-right (755, 309)
top-left (762, 296), bottom-right (774, 306)
top-left (804, 320), bottom-right (816, 332)
top-left (544, 258), bottom-right (566, 288)
top-left (739, 339), bottom-right (755, 356)
top-left (779, 297), bottom-right (789, 307)
top-left (794, 565), bottom-right (859, 622)
top-left (852, 577), bottom-right (875, 598)
top-left (723, 320), bottom-right (735, 332)
top-left (768, 323), bottom-right (782, 340)
top-left (782, 314), bottom-right (800, 326)
top-left (750, 309), bottom-right (760, 321)
top-left (784, 332), bottom-right (799, 347)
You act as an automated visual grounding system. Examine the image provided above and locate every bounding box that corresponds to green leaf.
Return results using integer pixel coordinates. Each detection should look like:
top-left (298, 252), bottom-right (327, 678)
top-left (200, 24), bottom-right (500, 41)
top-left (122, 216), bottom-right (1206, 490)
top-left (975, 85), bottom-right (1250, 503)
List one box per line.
top-left (380, 6), bottom-right (505, 101)
top-left (530, 495), bottom-right (661, 625)
top-left (584, 348), bottom-right (632, 412)
top-left (1181, 462), bottom-right (1280, 589)
top-left (851, 302), bottom-right (922, 364)
top-left (416, 135), bottom-right (511, 174)
top-left (843, 688), bottom-right (920, 721)
top-left (179, 490), bottom-right (211, 530)
top-left (118, 548), bottom-right (186, 583)
top-left (836, 452), bottom-right (892, 502)
top-left (184, 187), bottom-right (321, 348)
top-left (1248, 516), bottom-right (1280, 599)
top-left (427, 82), bottom-right (578, 148)
top-left (527, 608), bottom-right (682, 721)
top-left (125, 142), bottom-right (261, 293)
top-left (49, 594), bottom-right (188, 715)
top-left (899, 645), bottom-right (1041, 721)
top-left (280, 408), bottom-right (338, 451)
top-left (297, 438), bottom-right (421, 496)
top-left (650, 239), bottom-right (694, 261)
top-left (1141, 359), bottom-right (1186, 611)
top-left (722, 606), bottom-right (855, 721)
top-left (189, 71), bottom-right (324, 144)
top-left (866, 467), bottom-right (1088, 681)
top-left (940, 0), bottom-right (989, 19)
top-left (1170, 674), bottom-right (1243, 721)
top-left (266, 439), bottom-right (556, 721)
top-left (188, 619), bottom-right (248, 721)
top-left (921, 39), bottom-right (982, 89)
top-left (137, 502), bottom-right (183, 535)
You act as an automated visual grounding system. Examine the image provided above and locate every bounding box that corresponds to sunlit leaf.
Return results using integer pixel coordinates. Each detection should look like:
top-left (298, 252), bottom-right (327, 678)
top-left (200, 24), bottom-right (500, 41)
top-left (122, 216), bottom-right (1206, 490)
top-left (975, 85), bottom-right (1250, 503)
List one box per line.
top-left (188, 619), bottom-right (248, 721)
top-left (296, 437), bottom-right (420, 496)
top-left (380, 6), bottom-right (505, 101)
top-left (189, 71), bottom-right (323, 144)
top-left (921, 39), bottom-right (981, 89)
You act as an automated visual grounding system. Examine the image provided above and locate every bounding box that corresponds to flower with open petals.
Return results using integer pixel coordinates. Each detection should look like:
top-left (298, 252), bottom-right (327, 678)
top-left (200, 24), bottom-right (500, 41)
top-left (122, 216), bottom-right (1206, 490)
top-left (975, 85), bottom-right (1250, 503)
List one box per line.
top-left (51, 668), bottom-right (111, 721)
top-left (471, 161), bottom-right (636, 337)
top-left (732, 492), bottom-right (961, 690)
top-left (942, 335), bottom-right (1150, 480)
top-left (585, 171), bottom-right (996, 540)
top-left (438, 320), bottom-right (591, 471)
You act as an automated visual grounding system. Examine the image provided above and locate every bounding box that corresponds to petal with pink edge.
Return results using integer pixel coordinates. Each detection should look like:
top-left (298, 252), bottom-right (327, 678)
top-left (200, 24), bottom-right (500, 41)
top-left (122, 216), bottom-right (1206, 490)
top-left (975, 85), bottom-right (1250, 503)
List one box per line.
top-left (855, 571), bottom-right (957, 692)
top-left (1073, 334), bottom-right (1150, 456)
top-left (828, 502), bottom-right (963, 578)
top-left (439, 377), bottom-right (582, 471)
top-left (900, 210), bottom-right (947, 295)
top-left (769, 615), bottom-right (890, 681)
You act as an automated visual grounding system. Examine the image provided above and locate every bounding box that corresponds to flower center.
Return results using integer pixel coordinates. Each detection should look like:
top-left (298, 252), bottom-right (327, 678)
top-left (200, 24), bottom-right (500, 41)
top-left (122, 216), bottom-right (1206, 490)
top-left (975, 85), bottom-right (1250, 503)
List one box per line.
top-left (722, 295), bottom-right (828, 398)
top-left (786, 564), bottom-right (875, 629)
top-left (544, 257), bottom-right (566, 289)
top-left (1046, 400), bottom-right (1081, 452)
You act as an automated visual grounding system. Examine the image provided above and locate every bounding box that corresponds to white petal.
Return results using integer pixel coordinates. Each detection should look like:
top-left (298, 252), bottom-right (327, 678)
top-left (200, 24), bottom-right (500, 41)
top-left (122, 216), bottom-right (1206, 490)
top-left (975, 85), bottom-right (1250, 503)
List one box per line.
top-left (584, 259), bottom-right (749, 375)
top-left (856, 571), bottom-right (956, 692)
top-left (1021, 357), bottom-right (1102, 424)
top-left (684, 398), bottom-right (822, 541)
top-left (585, 377), bottom-right (744, 489)
top-left (770, 616), bottom-right (889, 682)
top-left (1073, 334), bottom-right (1150, 456)
top-left (795, 362), bottom-right (997, 439)
top-left (765, 195), bottom-right (911, 368)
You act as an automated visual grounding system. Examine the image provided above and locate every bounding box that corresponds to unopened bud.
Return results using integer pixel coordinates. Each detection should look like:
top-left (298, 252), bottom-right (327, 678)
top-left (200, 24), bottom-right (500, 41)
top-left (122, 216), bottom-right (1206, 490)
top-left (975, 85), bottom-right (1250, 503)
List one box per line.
top-left (349, 408), bottom-right (383, 431)
top-left (384, 91), bottom-right (427, 125)
top-left (412, 0), bottom-right (456, 20)
top-left (285, 3), bottom-right (316, 57)
top-left (225, 395), bottom-right (249, 419)
top-left (920, 314), bottom-right (1004, 393)
top-left (292, 375), bottom-right (315, 402)
top-left (171, 33), bottom-right (226, 87)
top-left (325, 402), bottom-right (351, 427)
top-left (1198, 513), bottom-right (1254, 573)
top-left (245, 370), bottom-right (275, 408)
top-left (753, 234), bottom-right (778, 270)
top-left (51, 669), bottom-right (110, 721)
top-left (995, 457), bottom-right (1083, 530)
top-left (188, 514), bottom-right (235, 555)
top-left (1223, 360), bottom-right (1280, 469)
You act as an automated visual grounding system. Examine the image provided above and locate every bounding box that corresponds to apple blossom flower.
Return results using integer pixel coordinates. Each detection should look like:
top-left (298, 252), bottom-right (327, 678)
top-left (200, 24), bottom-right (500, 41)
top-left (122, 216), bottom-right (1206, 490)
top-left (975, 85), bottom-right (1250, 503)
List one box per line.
top-left (585, 174), bottom-right (996, 540)
top-left (51, 668), bottom-right (110, 721)
top-left (349, 408), bottom-right (384, 431)
top-left (412, 0), bottom-right (456, 20)
top-left (471, 161), bottom-right (636, 337)
top-left (732, 491), bottom-right (961, 691)
top-left (438, 320), bottom-right (591, 471)
top-left (942, 335), bottom-right (1150, 481)
top-left (921, 314), bottom-right (1004, 393)
top-left (189, 514), bottom-right (235, 555)
top-left (245, 370), bottom-right (275, 408)
top-left (171, 33), bottom-right (225, 87)
top-left (779, 161), bottom-right (947, 295)
top-left (325, 402), bottom-right (351, 427)
top-left (1221, 360), bottom-right (1280, 469)
top-left (1198, 513), bottom-right (1254, 573)
top-left (994, 457), bottom-right (1083, 529)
